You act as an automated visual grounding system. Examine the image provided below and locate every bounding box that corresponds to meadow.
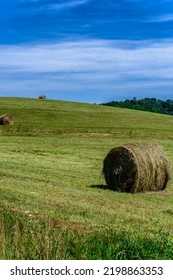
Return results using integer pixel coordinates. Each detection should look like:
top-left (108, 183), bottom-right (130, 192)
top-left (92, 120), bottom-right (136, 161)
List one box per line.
top-left (0, 97), bottom-right (173, 259)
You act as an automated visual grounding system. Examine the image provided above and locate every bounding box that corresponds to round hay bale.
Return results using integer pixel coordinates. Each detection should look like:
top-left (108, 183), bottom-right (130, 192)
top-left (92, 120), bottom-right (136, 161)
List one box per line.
top-left (102, 142), bottom-right (170, 193)
top-left (0, 114), bottom-right (14, 125)
top-left (39, 95), bottom-right (46, 99)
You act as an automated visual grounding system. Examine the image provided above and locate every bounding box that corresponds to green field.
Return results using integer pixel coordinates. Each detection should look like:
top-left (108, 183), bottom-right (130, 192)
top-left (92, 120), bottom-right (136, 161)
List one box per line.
top-left (0, 97), bottom-right (173, 259)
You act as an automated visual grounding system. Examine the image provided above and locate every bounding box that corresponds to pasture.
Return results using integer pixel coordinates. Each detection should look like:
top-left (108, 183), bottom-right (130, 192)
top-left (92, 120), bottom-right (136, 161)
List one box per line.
top-left (0, 97), bottom-right (173, 259)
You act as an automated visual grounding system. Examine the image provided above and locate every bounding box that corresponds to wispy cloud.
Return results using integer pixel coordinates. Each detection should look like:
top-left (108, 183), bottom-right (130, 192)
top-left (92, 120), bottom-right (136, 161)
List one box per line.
top-left (1, 39), bottom-right (173, 76)
top-left (147, 13), bottom-right (173, 22)
top-left (17, 0), bottom-right (90, 14)
top-left (2, 0), bottom-right (173, 44)
top-left (50, 0), bottom-right (89, 10)
top-left (0, 39), bottom-right (173, 102)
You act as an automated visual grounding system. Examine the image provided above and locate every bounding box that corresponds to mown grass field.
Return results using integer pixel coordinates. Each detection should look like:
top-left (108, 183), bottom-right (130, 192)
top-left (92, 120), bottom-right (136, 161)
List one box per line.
top-left (0, 97), bottom-right (173, 259)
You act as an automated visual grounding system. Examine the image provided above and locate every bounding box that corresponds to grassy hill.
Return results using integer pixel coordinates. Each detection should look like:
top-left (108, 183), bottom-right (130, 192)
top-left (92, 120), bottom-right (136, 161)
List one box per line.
top-left (0, 97), bottom-right (173, 259)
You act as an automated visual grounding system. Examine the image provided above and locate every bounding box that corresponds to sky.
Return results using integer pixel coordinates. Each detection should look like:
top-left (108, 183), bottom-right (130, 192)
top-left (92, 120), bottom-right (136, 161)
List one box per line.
top-left (1, 0), bottom-right (173, 103)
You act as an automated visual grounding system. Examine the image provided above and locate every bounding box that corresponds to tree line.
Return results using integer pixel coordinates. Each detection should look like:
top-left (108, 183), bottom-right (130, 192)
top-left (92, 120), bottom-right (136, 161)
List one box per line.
top-left (101, 97), bottom-right (173, 115)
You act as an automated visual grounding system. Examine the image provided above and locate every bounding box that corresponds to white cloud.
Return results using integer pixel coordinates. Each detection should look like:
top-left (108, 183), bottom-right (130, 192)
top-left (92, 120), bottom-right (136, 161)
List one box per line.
top-left (0, 39), bottom-right (173, 102)
top-left (1, 39), bottom-right (173, 76)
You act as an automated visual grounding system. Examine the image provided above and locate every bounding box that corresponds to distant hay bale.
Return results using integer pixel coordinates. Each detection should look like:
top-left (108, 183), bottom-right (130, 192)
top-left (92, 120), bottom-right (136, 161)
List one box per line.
top-left (39, 95), bottom-right (46, 99)
top-left (0, 114), bottom-right (13, 125)
top-left (102, 142), bottom-right (170, 193)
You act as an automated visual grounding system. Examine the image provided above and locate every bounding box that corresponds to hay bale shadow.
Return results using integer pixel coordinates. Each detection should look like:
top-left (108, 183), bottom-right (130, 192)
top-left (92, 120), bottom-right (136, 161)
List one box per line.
top-left (89, 184), bottom-right (116, 191)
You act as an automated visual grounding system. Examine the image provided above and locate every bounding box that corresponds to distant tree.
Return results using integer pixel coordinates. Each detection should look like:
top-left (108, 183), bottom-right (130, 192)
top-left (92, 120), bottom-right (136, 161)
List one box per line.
top-left (101, 97), bottom-right (173, 116)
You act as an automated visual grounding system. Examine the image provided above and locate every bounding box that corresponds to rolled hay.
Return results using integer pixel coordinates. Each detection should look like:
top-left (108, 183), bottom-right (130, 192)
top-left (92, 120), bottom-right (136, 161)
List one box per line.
top-left (0, 114), bottom-right (13, 125)
top-left (102, 142), bottom-right (170, 193)
top-left (39, 95), bottom-right (46, 99)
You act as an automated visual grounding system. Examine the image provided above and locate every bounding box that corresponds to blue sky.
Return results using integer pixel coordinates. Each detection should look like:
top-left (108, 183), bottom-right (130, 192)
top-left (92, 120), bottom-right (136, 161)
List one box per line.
top-left (1, 0), bottom-right (173, 103)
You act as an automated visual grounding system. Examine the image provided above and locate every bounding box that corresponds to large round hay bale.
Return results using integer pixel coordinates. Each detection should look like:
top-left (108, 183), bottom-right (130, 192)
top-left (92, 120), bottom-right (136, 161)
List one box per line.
top-left (0, 114), bottom-right (13, 125)
top-left (102, 142), bottom-right (170, 193)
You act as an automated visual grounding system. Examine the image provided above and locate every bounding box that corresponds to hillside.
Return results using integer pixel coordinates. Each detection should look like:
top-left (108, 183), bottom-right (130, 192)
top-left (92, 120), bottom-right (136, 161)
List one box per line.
top-left (0, 97), bottom-right (173, 260)
top-left (1, 97), bottom-right (173, 136)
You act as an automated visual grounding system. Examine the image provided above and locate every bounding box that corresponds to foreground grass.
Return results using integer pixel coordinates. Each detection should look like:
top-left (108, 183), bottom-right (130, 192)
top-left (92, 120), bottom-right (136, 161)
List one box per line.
top-left (1, 207), bottom-right (173, 260)
top-left (0, 97), bottom-right (173, 259)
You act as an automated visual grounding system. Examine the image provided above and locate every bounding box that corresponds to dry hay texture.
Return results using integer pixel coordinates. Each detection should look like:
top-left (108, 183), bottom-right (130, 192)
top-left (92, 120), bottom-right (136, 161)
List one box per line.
top-left (103, 142), bottom-right (170, 193)
top-left (0, 114), bottom-right (13, 125)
